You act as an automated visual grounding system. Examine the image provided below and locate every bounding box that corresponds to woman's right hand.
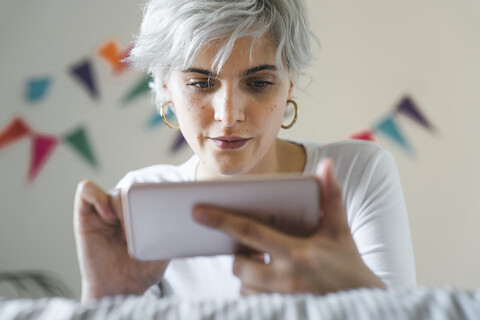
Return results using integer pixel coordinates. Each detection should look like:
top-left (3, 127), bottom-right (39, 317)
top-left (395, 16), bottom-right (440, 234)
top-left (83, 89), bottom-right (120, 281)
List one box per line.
top-left (73, 180), bottom-right (169, 303)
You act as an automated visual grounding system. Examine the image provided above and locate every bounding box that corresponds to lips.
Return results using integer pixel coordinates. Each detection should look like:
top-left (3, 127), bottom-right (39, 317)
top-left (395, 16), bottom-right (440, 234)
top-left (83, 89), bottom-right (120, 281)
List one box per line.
top-left (209, 136), bottom-right (251, 150)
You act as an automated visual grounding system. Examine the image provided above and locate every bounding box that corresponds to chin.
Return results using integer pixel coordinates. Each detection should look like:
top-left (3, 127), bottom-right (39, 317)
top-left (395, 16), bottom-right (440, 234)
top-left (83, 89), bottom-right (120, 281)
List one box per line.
top-left (215, 166), bottom-right (246, 177)
top-left (212, 160), bottom-right (252, 177)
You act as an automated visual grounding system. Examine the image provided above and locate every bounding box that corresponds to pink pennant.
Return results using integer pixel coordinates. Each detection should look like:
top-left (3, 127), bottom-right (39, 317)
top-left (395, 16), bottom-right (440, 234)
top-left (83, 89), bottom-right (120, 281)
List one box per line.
top-left (27, 133), bottom-right (59, 183)
top-left (0, 117), bottom-right (31, 150)
top-left (349, 129), bottom-right (377, 142)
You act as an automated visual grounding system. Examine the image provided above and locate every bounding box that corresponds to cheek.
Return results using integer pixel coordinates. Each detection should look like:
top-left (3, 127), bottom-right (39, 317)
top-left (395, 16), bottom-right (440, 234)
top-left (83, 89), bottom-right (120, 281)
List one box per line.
top-left (258, 102), bottom-right (284, 125)
top-left (176, 97), bottom-right (213, 131)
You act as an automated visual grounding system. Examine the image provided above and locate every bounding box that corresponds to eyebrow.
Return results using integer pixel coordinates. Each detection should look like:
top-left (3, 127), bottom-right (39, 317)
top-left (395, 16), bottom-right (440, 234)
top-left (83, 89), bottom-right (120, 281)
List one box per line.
top-left (182, 64), bottom-right (278, 78)
top-left (240, 64), bottom-right (277, 77)
top-left (182, 68), bottom-right (216, 77)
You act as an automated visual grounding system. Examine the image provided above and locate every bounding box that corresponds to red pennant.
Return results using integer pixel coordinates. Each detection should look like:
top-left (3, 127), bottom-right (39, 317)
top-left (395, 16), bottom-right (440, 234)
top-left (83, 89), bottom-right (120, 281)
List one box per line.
top-left (0, 117), bottom-right (31, 150)
top-left (350, 129), bottom-right (377, 142)
top-left (27, 134), bottom-right (59, 183)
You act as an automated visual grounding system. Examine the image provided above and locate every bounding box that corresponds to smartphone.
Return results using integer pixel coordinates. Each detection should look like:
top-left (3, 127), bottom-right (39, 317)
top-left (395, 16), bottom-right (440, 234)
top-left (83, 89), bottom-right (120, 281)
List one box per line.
top-left (122, 175), bottom-right (321, 261)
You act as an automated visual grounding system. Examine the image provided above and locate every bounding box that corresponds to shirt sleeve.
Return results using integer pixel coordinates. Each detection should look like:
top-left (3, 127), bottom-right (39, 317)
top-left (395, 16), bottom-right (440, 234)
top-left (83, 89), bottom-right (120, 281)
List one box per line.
top-left (341, 146), bottom-right (416, 288)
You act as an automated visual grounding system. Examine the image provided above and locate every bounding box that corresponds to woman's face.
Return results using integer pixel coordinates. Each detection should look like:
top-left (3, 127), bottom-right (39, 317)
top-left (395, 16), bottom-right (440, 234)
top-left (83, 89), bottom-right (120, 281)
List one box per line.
top-left (163, 36), bottom-right (293, 177)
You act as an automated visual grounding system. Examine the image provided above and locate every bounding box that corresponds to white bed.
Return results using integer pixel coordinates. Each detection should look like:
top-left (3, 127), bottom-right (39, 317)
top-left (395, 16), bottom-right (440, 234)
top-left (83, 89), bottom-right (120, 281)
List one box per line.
top-left (1, 287), bottom-right (480, 320)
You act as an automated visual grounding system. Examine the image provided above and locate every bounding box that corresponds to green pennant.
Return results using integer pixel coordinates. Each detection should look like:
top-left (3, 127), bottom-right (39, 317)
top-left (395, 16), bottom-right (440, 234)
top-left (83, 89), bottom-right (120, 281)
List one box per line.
top-left (121, 74), bottom-right (153, 106)
top-left (62, 126), bottom-right (98, 168)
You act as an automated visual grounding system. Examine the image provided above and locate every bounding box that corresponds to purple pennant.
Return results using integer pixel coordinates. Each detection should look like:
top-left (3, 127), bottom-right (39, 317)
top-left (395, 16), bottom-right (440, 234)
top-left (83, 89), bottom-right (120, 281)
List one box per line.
top-left (70, 59), bottom-right (99, 99)
top-left (396, 96), bottom-right (434, 132)
top-left (171, 131), bottom-right (187, 153)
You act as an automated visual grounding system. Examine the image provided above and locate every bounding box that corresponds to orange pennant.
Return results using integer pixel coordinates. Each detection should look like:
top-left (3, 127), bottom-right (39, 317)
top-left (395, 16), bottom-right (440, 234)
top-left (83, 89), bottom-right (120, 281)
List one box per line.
top-left (0, 117), bottom-right (31, 150)
top-left (98, 40), bottom-right (130, 74)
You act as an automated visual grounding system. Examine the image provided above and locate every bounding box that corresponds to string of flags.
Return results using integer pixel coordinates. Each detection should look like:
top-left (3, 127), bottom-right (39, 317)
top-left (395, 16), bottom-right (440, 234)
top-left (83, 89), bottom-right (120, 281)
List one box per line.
top-left (14, 38), bottom-right (188, 184)
top-left (7, 37), bottom-right (434, 184)
top-left (0, 116), bottom-right (98, 184)
top-left (350, 96), bottom-right (435, 154)
top-left (23, 38), bottom-right (186, 142)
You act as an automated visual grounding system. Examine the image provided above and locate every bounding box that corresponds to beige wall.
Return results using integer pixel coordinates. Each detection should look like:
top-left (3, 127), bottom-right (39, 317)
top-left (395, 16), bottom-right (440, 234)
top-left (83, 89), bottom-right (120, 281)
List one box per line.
top-left (0, 1), bottom-right (479, 297)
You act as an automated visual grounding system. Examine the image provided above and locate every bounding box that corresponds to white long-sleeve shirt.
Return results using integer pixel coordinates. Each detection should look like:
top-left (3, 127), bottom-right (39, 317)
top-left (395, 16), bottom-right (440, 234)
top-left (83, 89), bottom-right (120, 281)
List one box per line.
top-left (116, 140), bottom-right (416, 300)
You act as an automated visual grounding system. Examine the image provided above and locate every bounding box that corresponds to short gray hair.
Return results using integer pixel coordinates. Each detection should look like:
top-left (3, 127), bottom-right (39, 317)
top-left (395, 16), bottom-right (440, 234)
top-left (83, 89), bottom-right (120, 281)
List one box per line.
top-left (128, 0), bottom-right (315, 106)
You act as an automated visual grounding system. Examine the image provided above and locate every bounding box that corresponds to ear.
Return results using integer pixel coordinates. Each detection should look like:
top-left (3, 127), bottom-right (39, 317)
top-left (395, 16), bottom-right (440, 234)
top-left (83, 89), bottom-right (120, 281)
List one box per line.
top-left (287, 80), bottom-right (295, 100)
top-left (160, 78), bottom-right (173, 101)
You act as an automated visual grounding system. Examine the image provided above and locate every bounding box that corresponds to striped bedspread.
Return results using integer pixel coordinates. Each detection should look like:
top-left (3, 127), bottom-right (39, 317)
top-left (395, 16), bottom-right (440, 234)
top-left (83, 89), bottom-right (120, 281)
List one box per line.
top-left (1, 287), bottom-right (479, 319)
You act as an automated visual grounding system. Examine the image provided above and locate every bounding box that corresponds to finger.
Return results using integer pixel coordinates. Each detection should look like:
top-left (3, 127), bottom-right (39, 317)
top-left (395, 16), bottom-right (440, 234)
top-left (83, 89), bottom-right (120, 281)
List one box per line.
top-left (107, 189), bottom-right (124, 224)
top-left (314, 159), bottom-right (349, 237)
top-left (247, 253), bottom-right (267, 264)
top-left (233, 256), bottom-right (293, 293)
top-left (75, 180), bottom-right (117, 225)
top-left (107, 188), bottom-right (127, 242)
top-left (239, 284), bottom-right (264, 296)
top-left (193, 205), bottom-right (299, 256)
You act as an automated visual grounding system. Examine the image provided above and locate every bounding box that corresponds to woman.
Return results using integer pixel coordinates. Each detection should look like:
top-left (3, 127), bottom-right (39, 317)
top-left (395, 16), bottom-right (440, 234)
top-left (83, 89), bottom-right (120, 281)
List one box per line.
top-left (74, 0), bottom-right (416, 302)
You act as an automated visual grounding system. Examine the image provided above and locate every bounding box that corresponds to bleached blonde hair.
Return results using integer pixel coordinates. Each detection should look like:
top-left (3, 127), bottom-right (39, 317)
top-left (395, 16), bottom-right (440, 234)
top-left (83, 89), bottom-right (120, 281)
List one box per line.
top-left (128, 0), bottom-right (315, 107)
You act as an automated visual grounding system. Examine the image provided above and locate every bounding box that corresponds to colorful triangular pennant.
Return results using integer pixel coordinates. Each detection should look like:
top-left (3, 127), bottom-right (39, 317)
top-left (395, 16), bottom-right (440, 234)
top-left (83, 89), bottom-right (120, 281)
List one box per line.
top-left (70, 59), bottom-right (99, 99)
top-left (396, 96), bottom-right (435, 132)
top-left (0, 117), bottom-right (31, 150)
top-left (27, 134), bottom-right (59, 183)
top-left (98, 40), bottom-right (130, 75)
top-left (374, 115), bottom-right (412, 153)
top-left (147, 110), bottom-right (164, 128)
top-left (350, 129), bottom-right (377, 142)
top-left (26, 77), bottom-right (52, 102)
top-left (171, 131), bottom-right (187, 153)
top-left (146, 105), bottom-right (177, 129)
top-left (122, 74), bottom-right (152, 105)
top-left (62, 127), bottom-right (98, 168)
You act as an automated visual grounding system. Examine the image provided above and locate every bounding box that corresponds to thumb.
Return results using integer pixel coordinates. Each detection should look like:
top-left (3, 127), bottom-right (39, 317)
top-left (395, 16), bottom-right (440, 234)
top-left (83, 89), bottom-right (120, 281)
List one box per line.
top-left (315, 159), bottom-right (349, 238)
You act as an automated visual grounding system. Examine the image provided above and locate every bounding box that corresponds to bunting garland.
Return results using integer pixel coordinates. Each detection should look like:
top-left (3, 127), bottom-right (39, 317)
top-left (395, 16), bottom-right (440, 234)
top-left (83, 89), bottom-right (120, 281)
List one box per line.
top-left (396, 96), bottom-right (435, 132)
top-left (146, 110), bottom-right (165, 128)
top-left (69, 58), bottom-right (99, 100)
top-left (15, 40), bottom-right (185, 182)
top-left (28, 134), bottom-right (59, 183)
top-left (98, 40), bottom-right (131, 75)
top-left (0, 117), bottom-right (31, 149)
top-left (374, 114), bottom-right (412, 154)
top-left (171, 132), bottom-right (187, 153)
top-left (62, 127), bottom-right (99, 168)
top-left (12, 36), bottom-right (437, 184)
top-left (350, 96), bottom-right (435, 155)
top-left (349, 128), bottom-right (377, 142)
top-left (0, 116), bottom-right (98, 184)
top-left (122, 74), bottom-right (152, 106)
top-left (26, 77), bottom-right (52, 103)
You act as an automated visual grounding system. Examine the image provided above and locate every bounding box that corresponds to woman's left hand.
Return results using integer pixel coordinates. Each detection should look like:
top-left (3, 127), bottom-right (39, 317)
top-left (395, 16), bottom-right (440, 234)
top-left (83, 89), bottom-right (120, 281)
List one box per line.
top-left (193, 159), bottom-right (386, 296)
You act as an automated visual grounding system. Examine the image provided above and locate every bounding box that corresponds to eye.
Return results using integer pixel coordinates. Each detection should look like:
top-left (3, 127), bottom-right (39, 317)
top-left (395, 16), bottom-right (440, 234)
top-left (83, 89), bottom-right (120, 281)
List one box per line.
top-left (249, 80), bottom-right (271, 88)
top-left (188, 80), bottom-right (215, 89)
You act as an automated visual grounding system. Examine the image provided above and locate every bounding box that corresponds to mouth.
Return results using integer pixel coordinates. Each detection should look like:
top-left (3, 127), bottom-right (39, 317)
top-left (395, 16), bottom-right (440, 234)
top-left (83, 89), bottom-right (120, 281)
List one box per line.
top-left (209, 136), bottom-right (251, 150)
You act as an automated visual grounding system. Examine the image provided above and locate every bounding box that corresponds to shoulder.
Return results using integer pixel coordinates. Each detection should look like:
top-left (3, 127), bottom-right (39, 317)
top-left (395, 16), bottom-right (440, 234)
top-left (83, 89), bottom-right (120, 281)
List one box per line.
top-left (115, 155), bottom-right (199, 189)
top-left (302, 139), bottom-right (395, 176)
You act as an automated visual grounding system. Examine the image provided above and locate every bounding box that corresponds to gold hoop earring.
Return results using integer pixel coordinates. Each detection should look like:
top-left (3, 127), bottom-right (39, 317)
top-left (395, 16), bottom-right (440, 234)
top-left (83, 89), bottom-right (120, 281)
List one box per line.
top-left (161, 101), bottom-right (180, 130)
top-left (281, 99), bottom-right (298, 129)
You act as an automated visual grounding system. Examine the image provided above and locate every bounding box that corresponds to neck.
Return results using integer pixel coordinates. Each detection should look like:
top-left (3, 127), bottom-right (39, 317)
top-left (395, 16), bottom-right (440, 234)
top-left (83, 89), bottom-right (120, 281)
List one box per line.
top-left (195, 139), bottom-right (306, 181)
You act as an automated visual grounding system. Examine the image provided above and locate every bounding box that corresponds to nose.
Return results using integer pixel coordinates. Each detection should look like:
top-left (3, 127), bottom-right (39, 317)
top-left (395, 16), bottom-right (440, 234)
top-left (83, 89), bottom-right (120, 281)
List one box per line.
top-left (213, 85), bottom-right (245, 127)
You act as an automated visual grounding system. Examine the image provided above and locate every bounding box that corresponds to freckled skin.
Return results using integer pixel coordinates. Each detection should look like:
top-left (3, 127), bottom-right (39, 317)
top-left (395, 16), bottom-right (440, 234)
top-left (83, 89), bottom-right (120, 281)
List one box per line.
top-left (162, 36), bottom-right (305, 180)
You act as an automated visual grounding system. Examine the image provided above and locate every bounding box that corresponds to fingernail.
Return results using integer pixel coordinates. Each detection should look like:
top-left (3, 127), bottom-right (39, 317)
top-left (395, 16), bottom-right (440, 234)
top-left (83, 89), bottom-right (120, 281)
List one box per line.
top-left (193, 209), bottom-right (209, 224)
top-left (316, 159), bottom-right (328, 177)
